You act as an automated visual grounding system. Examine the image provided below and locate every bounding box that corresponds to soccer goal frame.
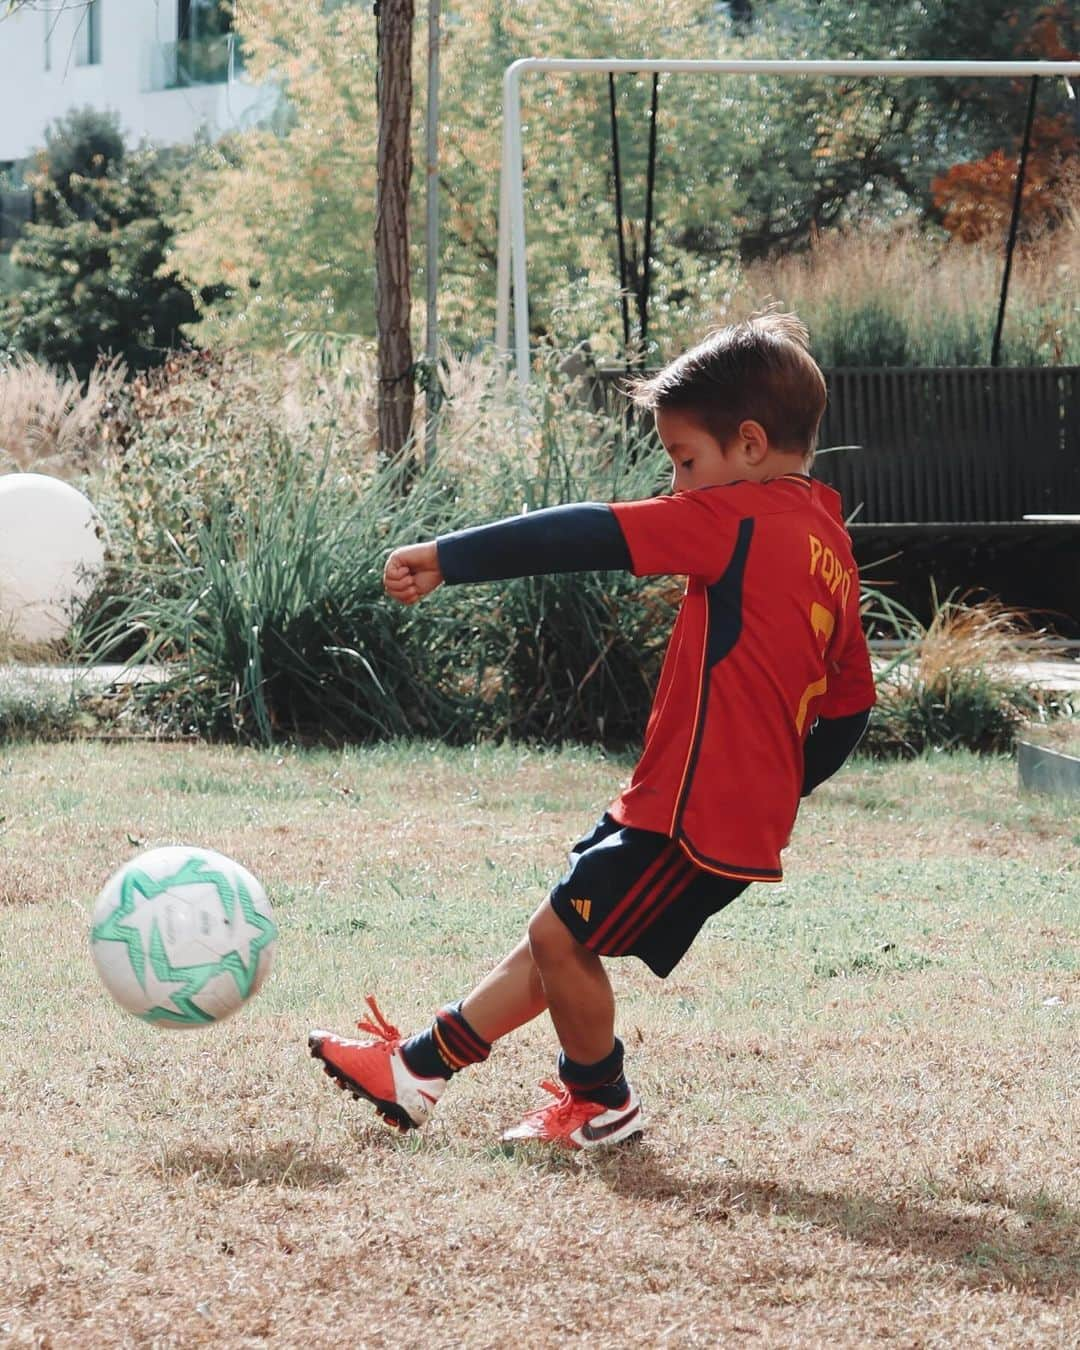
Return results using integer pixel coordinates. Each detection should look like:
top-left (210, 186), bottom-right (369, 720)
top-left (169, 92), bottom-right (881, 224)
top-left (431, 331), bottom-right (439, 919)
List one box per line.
top-left (495, 58), bottom-right (1080, 391)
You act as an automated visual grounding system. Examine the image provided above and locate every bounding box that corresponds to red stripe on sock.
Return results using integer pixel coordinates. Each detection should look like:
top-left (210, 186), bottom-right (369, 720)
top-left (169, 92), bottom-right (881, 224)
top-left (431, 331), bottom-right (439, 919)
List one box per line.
top-left (432, 1025), bottom-right (468, 1070)
top-left (438, 1007), bottom-right (490, 1059)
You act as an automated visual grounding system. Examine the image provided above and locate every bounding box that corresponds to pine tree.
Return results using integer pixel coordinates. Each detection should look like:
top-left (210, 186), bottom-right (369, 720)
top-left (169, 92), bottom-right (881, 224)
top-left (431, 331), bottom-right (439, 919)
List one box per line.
top-left (3, 109), bottom-right (198, 377)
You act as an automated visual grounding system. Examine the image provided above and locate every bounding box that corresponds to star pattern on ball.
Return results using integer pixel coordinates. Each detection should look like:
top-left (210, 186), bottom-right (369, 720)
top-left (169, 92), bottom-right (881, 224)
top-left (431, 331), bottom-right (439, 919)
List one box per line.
top-left (91, 855), bottom-right (277, 1026)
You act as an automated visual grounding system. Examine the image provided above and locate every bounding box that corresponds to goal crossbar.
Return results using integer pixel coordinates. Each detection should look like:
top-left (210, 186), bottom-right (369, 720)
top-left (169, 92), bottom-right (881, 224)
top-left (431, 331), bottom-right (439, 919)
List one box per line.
top-left (495, 58), bottom-right (1080, 390)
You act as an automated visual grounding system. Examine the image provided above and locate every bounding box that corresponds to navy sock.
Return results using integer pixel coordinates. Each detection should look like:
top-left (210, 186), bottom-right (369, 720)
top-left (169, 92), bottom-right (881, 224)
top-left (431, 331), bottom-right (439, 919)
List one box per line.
top-left (558, 1038), bottom-right (629, 1108)
top-left (401, 1001), bottom-right (492, 1081)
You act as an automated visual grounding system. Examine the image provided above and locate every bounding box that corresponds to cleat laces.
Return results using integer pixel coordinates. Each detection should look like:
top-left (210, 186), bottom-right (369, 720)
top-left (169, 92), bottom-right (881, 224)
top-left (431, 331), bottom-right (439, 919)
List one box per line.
top-left (522, 1079), bottom-right (586, 1127)
top-left (354, 994), bottom-right (403, 1044)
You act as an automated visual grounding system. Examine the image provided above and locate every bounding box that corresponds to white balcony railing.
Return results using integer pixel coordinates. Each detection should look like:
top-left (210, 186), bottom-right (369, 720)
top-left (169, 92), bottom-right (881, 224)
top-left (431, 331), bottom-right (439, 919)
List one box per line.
top-left (144, 35), bottom-right (242, 92)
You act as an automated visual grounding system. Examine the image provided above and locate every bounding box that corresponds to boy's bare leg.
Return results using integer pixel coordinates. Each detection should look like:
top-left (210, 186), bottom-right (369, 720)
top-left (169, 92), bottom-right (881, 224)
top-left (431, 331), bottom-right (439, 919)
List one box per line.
top-left (460, 905), bottom-right (615, 1063)
top-left (461, 937), bottom-right (547, 1043)
top-left (526, 901), bottom-right (615, 1064)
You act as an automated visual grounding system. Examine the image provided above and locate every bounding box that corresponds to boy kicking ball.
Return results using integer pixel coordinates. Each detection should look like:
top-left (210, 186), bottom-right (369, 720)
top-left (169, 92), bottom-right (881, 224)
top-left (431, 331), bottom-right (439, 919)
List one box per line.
top-left (309, 312), bottom-right (875, 1148)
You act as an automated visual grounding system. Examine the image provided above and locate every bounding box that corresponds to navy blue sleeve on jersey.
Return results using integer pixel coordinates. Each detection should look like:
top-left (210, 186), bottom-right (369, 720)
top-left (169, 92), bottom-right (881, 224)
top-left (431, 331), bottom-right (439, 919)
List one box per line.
top-left (801, 709), bottom-right (871, 796)
top-left (436, 502), bottom-right (632, 585)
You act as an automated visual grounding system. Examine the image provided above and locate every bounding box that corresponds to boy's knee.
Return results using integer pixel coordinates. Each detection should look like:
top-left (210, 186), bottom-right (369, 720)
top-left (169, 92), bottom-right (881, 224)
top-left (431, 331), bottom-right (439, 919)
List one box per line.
top-left (528, 902), bottom-right (579, 967)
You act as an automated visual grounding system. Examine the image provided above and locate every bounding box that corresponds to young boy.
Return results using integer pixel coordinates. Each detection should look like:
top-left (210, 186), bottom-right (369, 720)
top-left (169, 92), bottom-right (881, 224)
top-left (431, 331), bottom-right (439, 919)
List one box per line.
top-left (309, 312), bottom-right (875, 1148)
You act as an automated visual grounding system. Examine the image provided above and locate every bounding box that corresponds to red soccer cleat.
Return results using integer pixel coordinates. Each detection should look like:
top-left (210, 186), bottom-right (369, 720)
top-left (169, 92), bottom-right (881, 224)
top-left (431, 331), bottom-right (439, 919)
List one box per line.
top-left (308, 995), bottom-right (445, 1131)
top-left (501, 1079), bottom-right (643, 1149)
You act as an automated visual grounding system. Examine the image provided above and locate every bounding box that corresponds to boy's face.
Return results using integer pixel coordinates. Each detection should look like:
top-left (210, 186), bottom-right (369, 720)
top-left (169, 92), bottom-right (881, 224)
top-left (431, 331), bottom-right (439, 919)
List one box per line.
top-left (656, 408), bottom-right (748, 493)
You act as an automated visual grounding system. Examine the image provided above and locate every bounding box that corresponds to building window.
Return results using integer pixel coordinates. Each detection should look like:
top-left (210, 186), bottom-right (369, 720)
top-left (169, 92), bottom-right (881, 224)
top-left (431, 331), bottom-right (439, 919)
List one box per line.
top-left (178, 0), bottom-right (233, 43)
top-left (74, 0), bottom-right (102, 67)
top-left (167, 1), bottom-right (235, 88)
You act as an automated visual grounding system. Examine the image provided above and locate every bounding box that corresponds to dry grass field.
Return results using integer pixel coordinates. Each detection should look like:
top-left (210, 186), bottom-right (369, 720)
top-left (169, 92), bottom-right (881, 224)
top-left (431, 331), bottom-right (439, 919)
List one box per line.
top-left (0, 741), bottom-right (1076, 1348)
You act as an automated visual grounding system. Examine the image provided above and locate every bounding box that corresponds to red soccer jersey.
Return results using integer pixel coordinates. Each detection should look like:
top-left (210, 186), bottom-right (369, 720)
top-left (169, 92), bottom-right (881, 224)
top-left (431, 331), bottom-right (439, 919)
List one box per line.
top-left (608, 474), bottom-right (875, 882)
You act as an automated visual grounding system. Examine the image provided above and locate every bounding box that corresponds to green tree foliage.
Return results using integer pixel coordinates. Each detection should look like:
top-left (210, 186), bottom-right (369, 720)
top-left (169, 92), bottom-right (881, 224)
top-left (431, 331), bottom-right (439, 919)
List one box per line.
top-left (168, 1), bottom-right (1078, 356)
top-left (34, 106), bottom-right (125, 220)
top-left (2, 109), bottom-right (199, 377)
top-left (169, 0), bottom-right (734, 352)
top-left (166, 1), bottom-right (380, 349)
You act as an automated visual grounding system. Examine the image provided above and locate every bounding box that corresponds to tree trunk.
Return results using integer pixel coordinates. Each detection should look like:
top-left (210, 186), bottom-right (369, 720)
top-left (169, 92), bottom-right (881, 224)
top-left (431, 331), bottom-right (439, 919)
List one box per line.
top-left (375, 0), bottom-right (415, 463)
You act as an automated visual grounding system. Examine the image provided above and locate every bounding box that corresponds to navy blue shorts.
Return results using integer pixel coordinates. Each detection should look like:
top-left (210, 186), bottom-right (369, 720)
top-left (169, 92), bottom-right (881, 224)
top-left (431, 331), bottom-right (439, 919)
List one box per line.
top-left (549, 814), bottom-right (749, 978)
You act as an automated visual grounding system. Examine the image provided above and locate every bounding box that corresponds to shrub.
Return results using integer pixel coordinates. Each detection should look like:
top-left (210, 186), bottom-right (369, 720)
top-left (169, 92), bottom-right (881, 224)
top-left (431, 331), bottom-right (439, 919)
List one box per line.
top-left (91, 343), bottom-right (530, 569)
top-left (3, 111), bottom-right (199, 377)
top-left (863, 594), bottom-right (1070, 757)
top-left (82, 354), bottom-right (1072, 751)
top-left (84, 362), bottom-right (668, 745)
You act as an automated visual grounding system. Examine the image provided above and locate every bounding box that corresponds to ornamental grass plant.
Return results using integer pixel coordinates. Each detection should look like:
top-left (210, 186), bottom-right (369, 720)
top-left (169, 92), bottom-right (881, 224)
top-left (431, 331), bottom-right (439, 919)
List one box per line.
top-left (84, 358), bottom-right (668, 746)
top-left (87, 455), bottom-right (441, 744)
top-left (714, 225), bottom-right (1080, 367)
top-left (864, 593), bottom-right (1071, 757)
top-left (0, 352), bottom-right (124, 479)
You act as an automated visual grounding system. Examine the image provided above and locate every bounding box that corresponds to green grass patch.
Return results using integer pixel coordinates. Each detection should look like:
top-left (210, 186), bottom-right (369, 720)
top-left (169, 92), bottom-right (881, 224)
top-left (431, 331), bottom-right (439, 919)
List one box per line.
top-left (0, 742), bottom-right (1076, 1345)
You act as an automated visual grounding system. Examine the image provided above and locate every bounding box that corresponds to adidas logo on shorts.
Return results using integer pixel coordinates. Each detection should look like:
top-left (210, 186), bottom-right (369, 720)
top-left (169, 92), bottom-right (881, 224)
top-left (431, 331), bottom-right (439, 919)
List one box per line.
top-left (570, 897), bottom-right (592, 922)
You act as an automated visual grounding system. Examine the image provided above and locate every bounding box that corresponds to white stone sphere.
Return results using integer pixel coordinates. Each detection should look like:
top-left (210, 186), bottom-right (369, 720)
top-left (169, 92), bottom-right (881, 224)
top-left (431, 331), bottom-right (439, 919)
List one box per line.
top-left (0, 472), bottom-right (106, 643)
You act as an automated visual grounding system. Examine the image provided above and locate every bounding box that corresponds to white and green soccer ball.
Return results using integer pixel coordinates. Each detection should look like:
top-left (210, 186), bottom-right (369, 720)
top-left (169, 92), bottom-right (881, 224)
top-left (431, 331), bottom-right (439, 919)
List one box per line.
top-left (90, 846), bottom-right (277, 1030)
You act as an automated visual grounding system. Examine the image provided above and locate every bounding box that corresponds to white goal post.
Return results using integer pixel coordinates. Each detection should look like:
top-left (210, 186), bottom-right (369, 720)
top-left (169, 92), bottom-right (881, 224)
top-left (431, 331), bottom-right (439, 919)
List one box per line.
top-left (495, 58), bottom-right (1080, 391)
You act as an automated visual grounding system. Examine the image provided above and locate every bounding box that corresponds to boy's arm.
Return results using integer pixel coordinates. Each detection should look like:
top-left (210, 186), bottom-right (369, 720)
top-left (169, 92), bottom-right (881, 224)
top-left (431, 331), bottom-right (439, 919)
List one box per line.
top-left (386, 491), bottom-right (741, 603)
top-left (800, 708), bottom-right (871, 796)
top-left (437, 503), bottom-right (631, 583)
top-left (384, 503), bottom-right (633, 604)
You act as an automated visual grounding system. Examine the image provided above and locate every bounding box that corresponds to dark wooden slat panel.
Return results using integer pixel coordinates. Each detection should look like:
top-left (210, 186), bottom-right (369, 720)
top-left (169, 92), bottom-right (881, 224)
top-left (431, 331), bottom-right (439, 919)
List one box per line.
top-left (595, 366), bottom-right (1080, 523)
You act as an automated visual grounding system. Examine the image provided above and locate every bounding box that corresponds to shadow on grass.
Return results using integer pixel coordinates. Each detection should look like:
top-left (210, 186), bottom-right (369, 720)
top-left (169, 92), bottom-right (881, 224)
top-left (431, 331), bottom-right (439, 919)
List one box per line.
top-left (155, 1140), bottom-right (349, 1189)
top-left (595, 1150), bottom-right (1079, 1295)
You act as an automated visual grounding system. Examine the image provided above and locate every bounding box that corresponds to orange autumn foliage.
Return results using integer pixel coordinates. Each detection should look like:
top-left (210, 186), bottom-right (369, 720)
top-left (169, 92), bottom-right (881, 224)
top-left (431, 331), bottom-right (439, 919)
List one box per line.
top-left (932, 4), bottom-right (1078, 243)
top-left (932, 115), bottom-right (1077, 243)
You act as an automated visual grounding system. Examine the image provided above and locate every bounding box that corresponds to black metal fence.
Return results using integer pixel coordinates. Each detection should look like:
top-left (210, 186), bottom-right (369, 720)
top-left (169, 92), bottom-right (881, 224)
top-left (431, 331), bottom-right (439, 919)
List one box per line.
top-left (817, 367), bottom-right (1080, 523)
top-left (592, 365), bottom-right (1080, 524)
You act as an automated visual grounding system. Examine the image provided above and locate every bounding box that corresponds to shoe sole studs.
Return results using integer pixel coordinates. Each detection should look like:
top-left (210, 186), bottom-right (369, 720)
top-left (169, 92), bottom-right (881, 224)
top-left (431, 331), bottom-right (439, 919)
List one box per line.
top-left (500, 1128), bottom-right (644, 1152)
top-left (308, 1034), bottom-right (417, 1132)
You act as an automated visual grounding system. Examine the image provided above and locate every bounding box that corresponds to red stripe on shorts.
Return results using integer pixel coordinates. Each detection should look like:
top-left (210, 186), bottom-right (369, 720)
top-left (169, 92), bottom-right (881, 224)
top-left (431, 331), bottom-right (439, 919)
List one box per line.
top-left (586, 843), bottom-right (684, 953)
top-left (608, 855), bottom-right (697, 955)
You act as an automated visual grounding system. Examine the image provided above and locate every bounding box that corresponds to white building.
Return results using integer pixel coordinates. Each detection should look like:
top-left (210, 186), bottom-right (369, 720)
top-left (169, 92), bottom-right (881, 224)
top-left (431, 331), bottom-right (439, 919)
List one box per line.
top-left (0, 0), bottom-right (272, 166)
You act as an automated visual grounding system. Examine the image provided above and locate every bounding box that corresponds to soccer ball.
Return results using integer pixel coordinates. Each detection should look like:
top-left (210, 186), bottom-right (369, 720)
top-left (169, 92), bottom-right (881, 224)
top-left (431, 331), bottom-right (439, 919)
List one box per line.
top-left (90, 846), bottom-right (278, 1030)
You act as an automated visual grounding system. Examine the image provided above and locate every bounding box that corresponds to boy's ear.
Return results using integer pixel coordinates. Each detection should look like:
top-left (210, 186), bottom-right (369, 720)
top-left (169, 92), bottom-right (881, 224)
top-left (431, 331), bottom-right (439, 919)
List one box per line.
top-left (737, 419), bottom-right (769, 465)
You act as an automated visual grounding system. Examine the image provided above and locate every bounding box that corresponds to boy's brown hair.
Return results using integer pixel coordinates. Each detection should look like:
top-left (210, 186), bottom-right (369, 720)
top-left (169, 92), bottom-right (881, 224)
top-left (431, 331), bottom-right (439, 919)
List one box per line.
top-left (628, 311), bottom-right (827, 459)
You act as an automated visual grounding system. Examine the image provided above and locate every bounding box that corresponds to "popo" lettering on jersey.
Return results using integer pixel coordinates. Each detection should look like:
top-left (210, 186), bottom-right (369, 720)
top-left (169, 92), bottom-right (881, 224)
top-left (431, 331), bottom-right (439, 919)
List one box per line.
top-left (808, 533), bottom-right (853, 608)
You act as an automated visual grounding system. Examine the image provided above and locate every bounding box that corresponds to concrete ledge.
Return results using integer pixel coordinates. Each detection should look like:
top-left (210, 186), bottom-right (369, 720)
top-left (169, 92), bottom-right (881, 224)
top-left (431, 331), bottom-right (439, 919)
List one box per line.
top-left (1017, 740), bottom-right (1080, 798)
top-left (0, 665), bottom-right (167, 694)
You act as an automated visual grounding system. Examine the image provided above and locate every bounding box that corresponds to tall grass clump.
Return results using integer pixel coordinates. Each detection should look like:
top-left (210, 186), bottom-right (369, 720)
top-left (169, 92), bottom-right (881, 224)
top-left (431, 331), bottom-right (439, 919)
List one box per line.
top-left (708, 226), bottom-right (1080, 367)
top-left (87, 455), bottom-right (461, 744)
top-left (0, 353), bottom-right (125, 478)
top-left (84, 357), bottom-right (670, 746)
top-left (864, 594), bottom-right (1070, 757)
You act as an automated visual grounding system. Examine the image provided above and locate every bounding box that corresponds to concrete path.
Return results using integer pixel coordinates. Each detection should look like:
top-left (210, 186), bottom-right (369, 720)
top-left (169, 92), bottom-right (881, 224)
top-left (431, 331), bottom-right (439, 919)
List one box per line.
top-left (1007, 661), bottom-right (1080, 693)
top-left (868, 659), bottom-right (1080, 693)
top-left (3, 659), bottom-right (1079, 694)
top-left (0, 664), bottom-right (166, 693)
